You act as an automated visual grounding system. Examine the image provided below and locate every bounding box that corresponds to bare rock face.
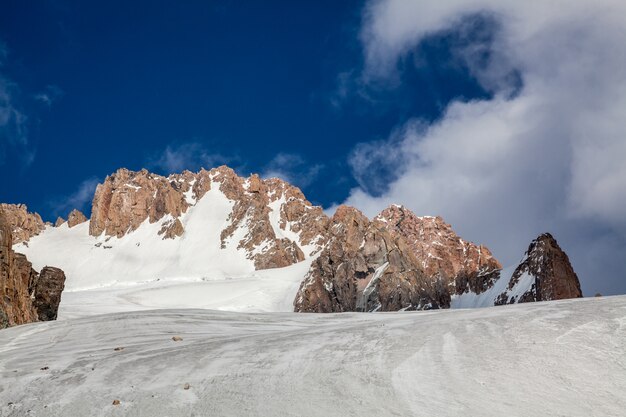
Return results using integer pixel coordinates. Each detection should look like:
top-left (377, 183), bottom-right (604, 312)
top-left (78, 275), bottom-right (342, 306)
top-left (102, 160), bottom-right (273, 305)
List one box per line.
top-left (32, 266), bottom-right (66, 321)
top-left (496, 233), bottom-right (583, 305)
top-left (89, 168), bottom-right (191, 238)
top-left (0, 203), bottom-right (47, 243)
top-left (374, 205), bottom-right (502, 296)
top-left (294, 206), bottom-right (449, 312)
top-left (89, 167), bottom-right (329, 270)
top-left (0, 209), bottom-right (66, 328)
top-left (219, 173), bottom-right (329, 269)
top-left (1, 210), bottom-right (38, 327)
top-left (67, 209), bottom-right (88, 228)
top-left (55, 217), bottom-right (66, 227)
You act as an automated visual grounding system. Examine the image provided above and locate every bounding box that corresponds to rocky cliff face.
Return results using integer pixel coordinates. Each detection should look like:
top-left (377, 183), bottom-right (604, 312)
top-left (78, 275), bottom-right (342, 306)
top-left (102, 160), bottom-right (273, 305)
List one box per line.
top-left (294, 206), bottom-right (449, 312)
top-left (1, 210), bottom-right (38, 327)
top-left (496, 233), bottom-right (583, 305)
top-left (0, 203), bottom-right (47, 244)
top-left (89, 167), bottom-right (329, 269)
top-left (0, 209), bottom-right (66, 328)
top-left (374, 205), bottom-right (502, 296)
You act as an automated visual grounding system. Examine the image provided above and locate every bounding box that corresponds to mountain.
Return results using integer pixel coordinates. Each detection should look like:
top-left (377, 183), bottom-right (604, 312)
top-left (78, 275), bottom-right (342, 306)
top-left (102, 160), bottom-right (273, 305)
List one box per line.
top-left (7, 166), bottom-right (582, 317)
top-left (495, 233), bottom-right (583, 304)
top-left (0, 296), bottom-right (623, 416)
top-left (0, 209), bottom-right (66, 328)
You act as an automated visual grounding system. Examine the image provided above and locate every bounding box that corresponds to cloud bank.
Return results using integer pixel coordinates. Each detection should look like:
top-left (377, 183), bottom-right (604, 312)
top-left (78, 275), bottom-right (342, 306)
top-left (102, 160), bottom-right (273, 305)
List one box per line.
top-left (342, 0), bottom-right (626, 295)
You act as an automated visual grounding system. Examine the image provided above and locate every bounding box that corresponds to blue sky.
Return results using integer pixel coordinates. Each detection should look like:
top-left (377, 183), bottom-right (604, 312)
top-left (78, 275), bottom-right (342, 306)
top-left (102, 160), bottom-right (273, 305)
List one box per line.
top-left (2, 0), bottom-right (625, 296)
top-left (0, 1), bottom-right (493, 215)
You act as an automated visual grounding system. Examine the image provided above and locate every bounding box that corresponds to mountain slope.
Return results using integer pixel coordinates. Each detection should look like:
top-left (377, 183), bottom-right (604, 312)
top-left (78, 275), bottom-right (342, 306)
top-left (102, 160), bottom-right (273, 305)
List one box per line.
top-left (0, 296), bottom-right (624, 417)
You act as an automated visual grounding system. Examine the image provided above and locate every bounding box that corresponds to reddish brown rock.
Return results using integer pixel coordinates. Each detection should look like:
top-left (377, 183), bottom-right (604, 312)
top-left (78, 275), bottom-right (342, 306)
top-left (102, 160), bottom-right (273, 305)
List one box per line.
top-left (264, 178), bottom-right (329, 255)
top-left (0, 209), bottom-right (66, 328)
top-left (54, 217), bottom-right (66, 227)
top-left (67, 209), bottom-right (88, 228)
top-left (0, 210), bottom-right (39, 327)
top-left (294, 206), bottom-right (449, 312)
top-left (219, 172), bottom-right (307, 269)
top-left (0, 203), bottom-right (47, 243)
top-left (374, 205), bottom-right (502, 296)
top-left (89, 168), bottom-right (191, 238)
top-left (496, 233), bottom-right (583, 305)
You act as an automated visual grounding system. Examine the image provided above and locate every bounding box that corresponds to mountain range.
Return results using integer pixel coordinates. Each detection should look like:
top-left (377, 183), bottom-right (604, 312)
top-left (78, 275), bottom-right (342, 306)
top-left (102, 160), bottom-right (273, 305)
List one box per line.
top-left (1, 165), bottom-right (582, 326)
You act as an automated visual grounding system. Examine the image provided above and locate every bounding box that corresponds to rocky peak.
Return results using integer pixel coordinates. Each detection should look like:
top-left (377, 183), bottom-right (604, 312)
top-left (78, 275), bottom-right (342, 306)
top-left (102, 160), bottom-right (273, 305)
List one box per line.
top-left (374, 205), bottom-right (502, 295)
top-left (55, 217), bottom-right (66, 227)
top-left (496, 233), bottom-right (583, 304)
top-left (0, 203), bottom-right (47, 243)
top-left (67, 209), bottom-right (88, 228)
top-left (294, 205), bottom-right (449, 312)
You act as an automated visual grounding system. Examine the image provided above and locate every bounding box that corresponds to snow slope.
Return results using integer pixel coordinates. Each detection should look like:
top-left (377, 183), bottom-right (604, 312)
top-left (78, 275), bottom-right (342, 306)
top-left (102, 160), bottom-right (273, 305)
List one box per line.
top-left (450, 265), bottom-right (519, 308)
top-left (1, 296), bottom-right (624, 417)
top-left (14, 184), bottom-right (316, 317)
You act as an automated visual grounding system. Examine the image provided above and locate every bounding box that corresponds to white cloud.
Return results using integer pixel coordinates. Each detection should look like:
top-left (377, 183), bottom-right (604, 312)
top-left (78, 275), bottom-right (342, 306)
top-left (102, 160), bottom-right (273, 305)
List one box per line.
top-left (342, 0), bottom-right (626, 295)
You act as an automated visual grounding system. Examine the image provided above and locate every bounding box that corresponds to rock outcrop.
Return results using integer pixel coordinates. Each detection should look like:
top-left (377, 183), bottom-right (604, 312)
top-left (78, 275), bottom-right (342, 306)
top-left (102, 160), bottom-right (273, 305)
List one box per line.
top-left (1, 211), bottom-right (38, 327)
top-left (55, 217), bottom-right (66, 227)
top-left (0, 209), bottom-right (66, 328)
top-left (89, 167), bottom-right (329, 269)
top-left (294, 206), bottom-right (449, 312)
top-left (374, 205), bottom-right (502, 296)
top-left (496, 233), bottom-right (582, 305)
top-left (32, 266), bottom-right (66, 321)
top-left (0, 203), bottom-right (47, 243)
top-left (67, 209), bottom-right (88, 228)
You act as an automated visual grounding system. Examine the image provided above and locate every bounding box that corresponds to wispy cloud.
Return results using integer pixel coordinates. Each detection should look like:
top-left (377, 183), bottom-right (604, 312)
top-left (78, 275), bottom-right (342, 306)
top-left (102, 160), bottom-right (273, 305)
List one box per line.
top-left (146, 142), bottom-right (235, 174)
top-left (261, 153), bottom-right (324, 188)
top-left (0, 41), bottom-right (35, 167)
top-left (34, 85), bottom-right (64, 107)
top-left (50, 177), bottom-right (100, 217)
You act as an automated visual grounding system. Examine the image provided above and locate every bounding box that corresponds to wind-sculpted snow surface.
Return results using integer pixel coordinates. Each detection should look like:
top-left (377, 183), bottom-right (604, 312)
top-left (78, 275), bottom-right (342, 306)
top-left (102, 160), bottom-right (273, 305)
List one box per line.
top-left (1, 296), bottom-right (625, 417)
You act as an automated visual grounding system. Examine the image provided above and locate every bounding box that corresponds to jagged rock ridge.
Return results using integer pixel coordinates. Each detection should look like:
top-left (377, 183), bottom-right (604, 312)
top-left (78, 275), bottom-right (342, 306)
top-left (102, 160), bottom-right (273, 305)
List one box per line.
top-left (0, 203), bottom-right (48, 244)
top-left (6, 166), bottom-right (583, 314)
top-left (374, 205), bottom-right (502, 296)
top-left (294, 206), bottom-right (449, 313)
